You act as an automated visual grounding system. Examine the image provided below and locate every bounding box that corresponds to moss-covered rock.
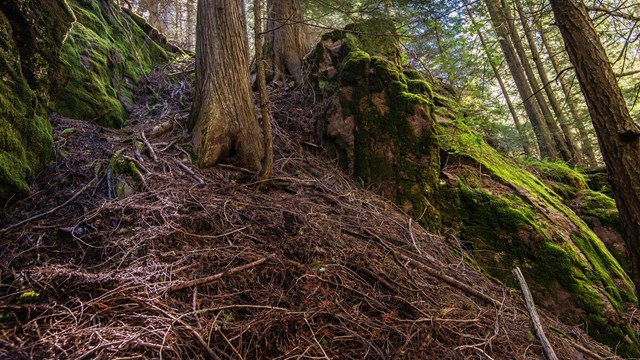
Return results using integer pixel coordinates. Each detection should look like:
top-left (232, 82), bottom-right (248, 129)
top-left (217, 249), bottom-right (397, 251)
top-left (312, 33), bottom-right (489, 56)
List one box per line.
top-left (0, 0), bottom-right (173, 201)
top-left (0, 0), bottom-right (75, 199)
top-left (54, 0), bottom-right (172, 127)
top-left (438, 122), bottom-right (638, 356)
top-left (315, 22), bottom-right (441, 229)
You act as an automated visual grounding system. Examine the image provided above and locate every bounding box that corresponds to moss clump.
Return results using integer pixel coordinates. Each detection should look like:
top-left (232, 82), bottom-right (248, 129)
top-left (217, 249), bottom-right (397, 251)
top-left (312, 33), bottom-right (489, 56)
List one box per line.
top-left (528, 160), bottom-right (588, 199)
top-left (340, 50), bottom-right (370, 84)
top-left (407, 79), bottom-right (434, 98)
top-left (17, 290), bottom-right (41, 304)
top-left (344, 19), bottom-right (402, 64)
top-left (54, 0), bottom-right (171, 127)
top-left (578, 190), bottom-right (621, 231)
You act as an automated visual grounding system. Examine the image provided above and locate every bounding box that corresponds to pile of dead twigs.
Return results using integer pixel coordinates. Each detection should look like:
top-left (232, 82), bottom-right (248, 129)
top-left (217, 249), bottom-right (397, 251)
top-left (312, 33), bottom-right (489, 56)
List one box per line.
top-left (0, 60), bottom-right (618, 359)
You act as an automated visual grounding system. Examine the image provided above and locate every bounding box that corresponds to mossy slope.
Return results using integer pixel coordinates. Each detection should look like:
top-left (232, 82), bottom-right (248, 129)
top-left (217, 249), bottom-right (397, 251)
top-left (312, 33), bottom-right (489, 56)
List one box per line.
top-left (0, 0), bottom-right (75, 199)
top-left (438, 122), bottom-right (638, 356)
top-left (54, 0), bottom-right (171, 128)
top-left (314, 22), bottom-right (639, 356)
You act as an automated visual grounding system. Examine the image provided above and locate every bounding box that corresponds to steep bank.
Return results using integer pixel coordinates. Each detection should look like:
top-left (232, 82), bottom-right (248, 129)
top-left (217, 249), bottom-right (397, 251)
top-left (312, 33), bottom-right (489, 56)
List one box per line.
top-left (312, 20), bottom-right (639, 355)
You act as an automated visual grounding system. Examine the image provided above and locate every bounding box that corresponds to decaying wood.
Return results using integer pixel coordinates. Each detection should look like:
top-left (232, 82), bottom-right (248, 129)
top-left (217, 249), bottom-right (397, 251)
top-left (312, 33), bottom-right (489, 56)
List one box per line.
top-left (149, 120), bottom-right (174, 137)
top-left (513, 267), bottom-right (558, 360)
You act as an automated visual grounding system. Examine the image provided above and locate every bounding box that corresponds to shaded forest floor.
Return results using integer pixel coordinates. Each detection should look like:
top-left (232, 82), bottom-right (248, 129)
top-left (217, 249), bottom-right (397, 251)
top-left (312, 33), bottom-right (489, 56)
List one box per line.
top-left (0, 60), bottom-right (622, 359)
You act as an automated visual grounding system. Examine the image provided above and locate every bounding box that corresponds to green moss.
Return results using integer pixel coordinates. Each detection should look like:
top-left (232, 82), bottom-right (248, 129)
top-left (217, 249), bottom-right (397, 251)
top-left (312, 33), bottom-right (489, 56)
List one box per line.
top-left (344, 19), bottom-right (402, 64)
top-left (17, 290), bottom-right (41, 304)
top-left (438, 121), bottom-right (638, 355)
top-left (579, 190), bottom-right (621, 231)
top-left (54, 0), bottom-right (170, 127)
top-left (403, 69), bottom-right (424, 80)
top-left (528, 160), bottom-right (588, 199)
top-left (340, 50), bottom-right (370, 84)
top-left (0, 1), bottom-right (73, 200)
top-left (407, 79), bottom-right (434, 98)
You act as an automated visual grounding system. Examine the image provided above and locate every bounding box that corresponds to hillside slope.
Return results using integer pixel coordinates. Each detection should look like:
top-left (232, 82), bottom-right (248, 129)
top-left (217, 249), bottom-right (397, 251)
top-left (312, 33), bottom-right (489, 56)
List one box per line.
top-left (311, 20), bottom-right (639, 355)
top-left (0, 60), bottom-right (620, 359)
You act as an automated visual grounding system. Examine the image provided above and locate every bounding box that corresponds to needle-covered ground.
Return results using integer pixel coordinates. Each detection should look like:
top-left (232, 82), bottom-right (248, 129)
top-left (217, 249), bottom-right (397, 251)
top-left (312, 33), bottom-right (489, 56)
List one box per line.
top-left (0, 60), bottom-right (622, 359)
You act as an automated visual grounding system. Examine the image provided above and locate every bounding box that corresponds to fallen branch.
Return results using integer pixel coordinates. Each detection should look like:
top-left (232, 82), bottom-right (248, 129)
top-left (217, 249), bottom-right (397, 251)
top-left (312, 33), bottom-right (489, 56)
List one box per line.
top-left (174, 158), bottom-right (205, 185)
top-left (141, 131), bottom-right (158, 162)
top-left (169, 255), bottom-right (272, 292)
top-left (217, 163), bottom-right (254, 175)
top-left (1, 176), bottom-right (97, 234)
top-left (513, 267), bottom-right (558, 360)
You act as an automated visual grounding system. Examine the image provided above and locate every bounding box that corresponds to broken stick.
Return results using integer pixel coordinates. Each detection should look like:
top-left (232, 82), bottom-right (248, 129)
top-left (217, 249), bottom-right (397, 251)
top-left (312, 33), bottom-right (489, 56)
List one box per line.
top-left (174, 158), bottom-right (204, 185)
top-left (513, 267), bottom-right (558, 360)
top-left (141, 131), bottom-right (158, 162)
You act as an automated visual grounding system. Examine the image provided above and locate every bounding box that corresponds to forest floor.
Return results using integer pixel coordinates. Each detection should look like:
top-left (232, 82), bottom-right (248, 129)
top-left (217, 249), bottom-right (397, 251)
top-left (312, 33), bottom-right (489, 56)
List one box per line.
top-left (0, 60), bottom-right (622, 359)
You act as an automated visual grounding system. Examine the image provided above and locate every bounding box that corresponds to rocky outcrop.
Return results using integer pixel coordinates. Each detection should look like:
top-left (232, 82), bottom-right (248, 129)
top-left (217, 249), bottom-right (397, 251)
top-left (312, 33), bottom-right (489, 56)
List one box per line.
top-left (313, 22), bottom-right (639, 356)
top-left (0, 0), bottom-right (172, 201)
top-left (312, 19), bottom-right (441, 229)
top-left (0, 0), bottom-right (75, 199)
top-left (54, 0), bottom-right (172, 128)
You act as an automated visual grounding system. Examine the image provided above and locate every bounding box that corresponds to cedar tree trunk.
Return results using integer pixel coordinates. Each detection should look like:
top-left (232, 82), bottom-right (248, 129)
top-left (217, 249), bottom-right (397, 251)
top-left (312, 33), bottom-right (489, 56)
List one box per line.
top-left (265, 0), bottom-right (308, 85)
top-left (191, 0), bottom-right (263, 170)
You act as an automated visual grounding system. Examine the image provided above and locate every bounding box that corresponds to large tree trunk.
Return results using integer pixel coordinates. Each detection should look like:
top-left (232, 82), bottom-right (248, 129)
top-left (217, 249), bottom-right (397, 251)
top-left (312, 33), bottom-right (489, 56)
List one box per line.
top-left (513, 0), bottom-right (583, 165)
top-left (538, 25), bottom-right (599, 166)
top-left (483, 0), bottom-right (558, 159)
top-left (549, 0), bottom-right (640, 296)
top-left (191, 0), bottom-right (263, 170)
top-left (464, 0), bottom-right (533, 156)
top-left (265, 0), bottom-right (309, 85)
top-left (500, 0), bottom-right (573, 162)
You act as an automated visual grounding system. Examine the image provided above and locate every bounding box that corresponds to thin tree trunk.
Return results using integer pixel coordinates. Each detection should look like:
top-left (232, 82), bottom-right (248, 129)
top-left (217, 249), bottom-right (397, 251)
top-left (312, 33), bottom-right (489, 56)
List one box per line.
top-left (539, 25), bottom-right (599, 166)
top-left (255, 0), bottom-right (274, 184)
top-left (549, 0), bottom-right (640, 297)
top-left (464, 0), bottom-right (534, 156)
top-left (501, 0), bottom-right (572, 162)
top-left (513, 0), bottom-right (583, 165)
top-left (191, 0), bottom-right (263, 170)
top-left (186, 0), bottom-right (195, 50)
top-left (483, 0), bottom-right (558, 159)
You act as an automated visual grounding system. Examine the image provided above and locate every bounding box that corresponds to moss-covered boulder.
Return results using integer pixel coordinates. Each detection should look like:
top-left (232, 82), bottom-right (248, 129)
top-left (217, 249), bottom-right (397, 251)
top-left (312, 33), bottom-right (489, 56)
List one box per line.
top-left (313, 20), bottom-right (441, 228)
top-left (313, 23), bottom-right (639, 356)
top-left (54, 0), bottom-right (172, 127)
top-left (437, 122), bottom-right (637, 355)
top-left (0, 0), bottom-right (75, 199)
